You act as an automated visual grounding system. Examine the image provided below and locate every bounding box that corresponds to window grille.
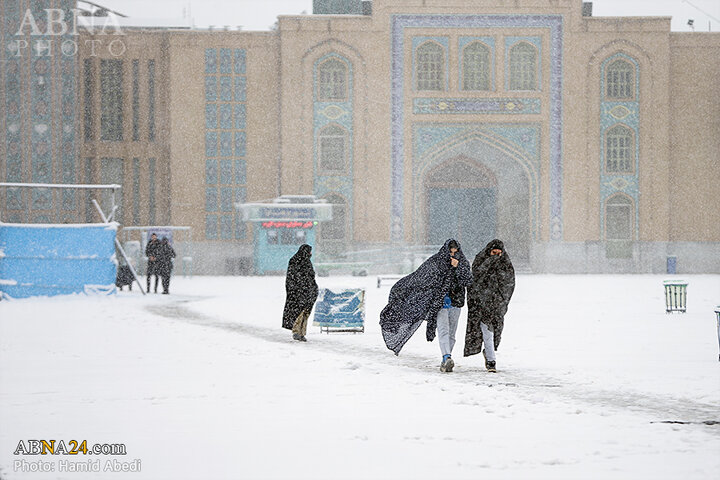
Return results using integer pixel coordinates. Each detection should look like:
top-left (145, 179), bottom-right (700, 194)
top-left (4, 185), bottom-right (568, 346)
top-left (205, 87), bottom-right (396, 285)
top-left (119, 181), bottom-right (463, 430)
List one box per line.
top-left (416, 42), bottom-right (444, 91)
top-left (463, 42), bottom-right (490, 91)
top-left (509, 42), bottom-right (537, 91)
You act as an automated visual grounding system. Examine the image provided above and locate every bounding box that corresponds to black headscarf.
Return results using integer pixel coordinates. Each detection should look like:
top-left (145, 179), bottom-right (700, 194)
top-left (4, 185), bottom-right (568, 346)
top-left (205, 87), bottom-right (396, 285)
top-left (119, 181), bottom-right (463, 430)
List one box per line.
top-left (464, 239), bottom-right (516, 356)
top-left (281, 244), bottom-right (319, 330)
top-left (380, 239), bottom-right (472, 355)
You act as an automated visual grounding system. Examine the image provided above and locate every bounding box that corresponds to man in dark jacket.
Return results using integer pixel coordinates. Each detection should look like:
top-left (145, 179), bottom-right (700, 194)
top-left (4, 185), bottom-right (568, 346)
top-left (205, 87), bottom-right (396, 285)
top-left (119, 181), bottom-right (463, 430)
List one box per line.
top-left (380, 239), bottom-right (471, 356)
top-left (464, 239), bottom-right (515, 372)
top-left (156, 237), bottom-right (176, 295)
top-left (436, 240), bottom-right (472, 372)
top-left (145, 233), bottom-right (161, 293)
top-left (282, 244), bottom-right (319, 342)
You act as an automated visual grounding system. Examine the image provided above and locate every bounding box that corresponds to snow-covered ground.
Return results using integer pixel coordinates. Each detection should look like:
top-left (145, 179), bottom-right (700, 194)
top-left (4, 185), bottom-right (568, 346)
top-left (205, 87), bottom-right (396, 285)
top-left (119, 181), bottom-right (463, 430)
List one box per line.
top-left (1, 274), bottom-right (719, 480)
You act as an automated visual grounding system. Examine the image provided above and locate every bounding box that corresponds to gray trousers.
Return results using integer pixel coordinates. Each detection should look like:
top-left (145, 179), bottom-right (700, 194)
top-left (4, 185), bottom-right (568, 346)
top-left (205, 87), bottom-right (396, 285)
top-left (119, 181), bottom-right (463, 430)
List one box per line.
top-left (480, 321), bottom-right (496, 362)
top-left (436, 307), bottom-right (461, 357)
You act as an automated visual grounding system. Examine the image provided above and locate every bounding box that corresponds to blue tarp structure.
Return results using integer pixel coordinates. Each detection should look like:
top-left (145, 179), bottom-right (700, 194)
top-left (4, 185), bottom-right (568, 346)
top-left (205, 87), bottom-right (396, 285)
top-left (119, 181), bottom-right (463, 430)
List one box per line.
top-left (312, 288), bottom-right (365, 332)
top-left (0, 222), bottom-right (118, 299)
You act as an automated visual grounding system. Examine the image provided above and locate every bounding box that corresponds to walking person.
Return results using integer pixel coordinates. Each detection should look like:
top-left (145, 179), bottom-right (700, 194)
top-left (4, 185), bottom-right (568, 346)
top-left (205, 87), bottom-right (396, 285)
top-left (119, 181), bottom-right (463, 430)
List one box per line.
top-left (437, 240), bottom-right (472, 372)
top-left (145, 233), bottom-right (161, 293)
top-left (380, 239), bottom-right (471, 358)
top-left (157, 237), bottom-right (176, 294)
top-left (464, 239), bottom-right (516, 372)
top-left (282, 244), bottom-right (319, 342)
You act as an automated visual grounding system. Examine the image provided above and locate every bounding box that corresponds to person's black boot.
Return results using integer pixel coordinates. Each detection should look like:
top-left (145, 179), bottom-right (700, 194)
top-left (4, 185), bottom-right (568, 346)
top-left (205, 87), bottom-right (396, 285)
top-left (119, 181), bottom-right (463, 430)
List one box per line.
top-left (486, 361), bottom-right (497, 373)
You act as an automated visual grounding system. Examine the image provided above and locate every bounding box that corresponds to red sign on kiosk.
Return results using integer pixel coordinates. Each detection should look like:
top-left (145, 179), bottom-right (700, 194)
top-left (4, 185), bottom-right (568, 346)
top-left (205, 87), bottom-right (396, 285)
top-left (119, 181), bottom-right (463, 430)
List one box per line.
top-left (261, 221), bottom-right (315, 229)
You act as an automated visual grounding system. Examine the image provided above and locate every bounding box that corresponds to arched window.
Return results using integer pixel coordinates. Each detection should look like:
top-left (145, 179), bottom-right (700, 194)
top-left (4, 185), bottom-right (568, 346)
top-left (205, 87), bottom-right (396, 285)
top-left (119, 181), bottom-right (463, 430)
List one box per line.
top-left (509, 42), bottom-right (537, 91)
top-left (318, 124), bottom-right (347, 172)
top-left (416, 42), bottom-right (444, 91)
top-left (606, 195), bottom-right (633, 240)
top-left (317, 59), bottom-right (347, 101)
top-left (605, 125), bottom-right (633, 173)
top-left (321, 194), bottom-right (346, 242)
top-left (605, 194), bottom-right (633, 258)
top-left (462, 42), bottom-right (490, 91)
top-left (605, 59), bottom-right (634, 100)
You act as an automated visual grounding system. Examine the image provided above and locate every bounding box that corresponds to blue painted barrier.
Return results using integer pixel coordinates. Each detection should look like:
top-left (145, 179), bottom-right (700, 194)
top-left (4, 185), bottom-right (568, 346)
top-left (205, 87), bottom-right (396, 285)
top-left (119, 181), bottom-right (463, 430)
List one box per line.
top-left (312, 288), bottom-right (365, 332)
top-left (0, 223), bottom-right (118, 299)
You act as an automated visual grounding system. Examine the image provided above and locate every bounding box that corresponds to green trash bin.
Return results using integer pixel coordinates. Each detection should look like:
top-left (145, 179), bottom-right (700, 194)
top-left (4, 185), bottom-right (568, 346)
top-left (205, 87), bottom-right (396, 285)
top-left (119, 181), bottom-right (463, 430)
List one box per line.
top-left (663, 280), bottom-right (688, 313)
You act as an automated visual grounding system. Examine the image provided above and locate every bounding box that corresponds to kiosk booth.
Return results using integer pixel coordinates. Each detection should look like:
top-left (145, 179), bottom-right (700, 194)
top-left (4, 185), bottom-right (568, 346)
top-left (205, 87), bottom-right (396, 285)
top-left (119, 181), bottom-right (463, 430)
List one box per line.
top-left (238, 195), bottom-right (332, 275)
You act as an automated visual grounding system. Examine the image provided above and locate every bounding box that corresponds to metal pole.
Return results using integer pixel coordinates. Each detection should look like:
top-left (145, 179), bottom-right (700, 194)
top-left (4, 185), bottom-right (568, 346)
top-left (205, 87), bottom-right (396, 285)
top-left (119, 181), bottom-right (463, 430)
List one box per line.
top-left (715, 307), bottom-right (720, 362)
top-left (92, 199), bottom-right (146, 295)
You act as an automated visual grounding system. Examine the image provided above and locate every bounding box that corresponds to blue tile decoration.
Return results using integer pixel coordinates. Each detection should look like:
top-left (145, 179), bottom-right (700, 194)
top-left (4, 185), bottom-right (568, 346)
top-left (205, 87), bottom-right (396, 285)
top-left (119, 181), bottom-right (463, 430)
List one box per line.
top-left (0, 1), bottom-right (77, 221)
top-left (220, 214), bottom-right (233, 239)
top-left (205, 215), bottom-right (218, 239)
top-left (413, 123), bottom-right (541, 240)
top-left (600, 53), bottom-right (640, 239)
top-left (204, 49), bottom-right (247, 239)
top-left (234, 132), bottom-right (246, 157)
top-left (219, 159), bottom-right (233, 184)
top-left (313, 53), bottom-right (354, 239)
top-left (205, 159), bottom-right (218, 184)
top-left (205, 187), bottom-right (218, 211)
top-left (4, 0), bottom-right (23, 217)
top-left (234, 77), bottom-right (246, 101)
top-left (220, 187), bottom-right (233, 212)
top-left (234, 49), bottom-right (246, 75)
top-left (234, 104), bottom-right (246, 129)
top-left (219, 48), bottom-right (232, 74)
top-left (32, 188), bottom-right (52, 210)
top-left (7, 188), bottom-right (24, 210)
top-left (391, 15), bottom-right (564, 242)
top-left (205, 104), bottom-right (218, 129)
top-left (219, 131), bottom-right (233, 156)
top-left (205, 132), bottom-right (218, 157)
top-left (205, 77), bottom-right (218, 101)
top-left (413, 98), bottom-right (541, 115)
top-left (205, 49), bottom-right (218, 73)
top-left (219, 77), bottom-right (232, 101)
top-left (234, 160), bottom-right (246, 184)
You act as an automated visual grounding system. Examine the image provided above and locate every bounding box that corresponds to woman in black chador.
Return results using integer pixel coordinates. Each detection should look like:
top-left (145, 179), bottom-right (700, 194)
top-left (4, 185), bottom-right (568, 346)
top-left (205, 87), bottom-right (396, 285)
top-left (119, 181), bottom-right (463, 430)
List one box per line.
top-left (282, 244), bottom-right (319, 342)
top-left (156, 237), bottom-right (176, 294)
top-left (380, 239), bottom-right (472, 356)
top-left (464, 239), bottom-right (515, 372)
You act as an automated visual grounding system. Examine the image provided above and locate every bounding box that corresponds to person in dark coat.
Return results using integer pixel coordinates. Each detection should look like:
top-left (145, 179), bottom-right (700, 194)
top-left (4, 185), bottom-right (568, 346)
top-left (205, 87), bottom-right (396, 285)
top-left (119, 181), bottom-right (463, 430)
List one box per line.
top-left (380, 239), bottom-right (471, 356)
top-left (436, 239), bottom-right (473, 372)
top-left (145, 233), bottom-right (161, 293)
top-left (282, 244), bottom-right (319, 342)
top-left (464, 239), bottom-right (516, 372)
top-left (156, 237), bottom-right (176, 295)
top-left (115, 262), bottom-right (134, 291)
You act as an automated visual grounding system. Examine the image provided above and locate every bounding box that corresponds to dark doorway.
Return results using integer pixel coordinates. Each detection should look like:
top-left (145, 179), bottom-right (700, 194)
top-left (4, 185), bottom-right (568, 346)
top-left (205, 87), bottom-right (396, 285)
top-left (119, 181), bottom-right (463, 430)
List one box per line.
top-left (425, 158), bottom-right (498, 258)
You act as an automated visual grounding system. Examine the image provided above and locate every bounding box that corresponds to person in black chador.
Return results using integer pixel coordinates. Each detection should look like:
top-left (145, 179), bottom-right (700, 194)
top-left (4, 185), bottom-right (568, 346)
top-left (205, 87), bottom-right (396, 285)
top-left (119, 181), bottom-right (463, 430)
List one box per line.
top-left (145, 233), bottom-right (161, 293)
top-left (380, 239), bottom-right (472, 356)
top-left (464, 239), bottom-right (515, 372)
top-left (282, 244), bottom-right (319, 342)
top-left (156, 237), bottom-right (176, 295)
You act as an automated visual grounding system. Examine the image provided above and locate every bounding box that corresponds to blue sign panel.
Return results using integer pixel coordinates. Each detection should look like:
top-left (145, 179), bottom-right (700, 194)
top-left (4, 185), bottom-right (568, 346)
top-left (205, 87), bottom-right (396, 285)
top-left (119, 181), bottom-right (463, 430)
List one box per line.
top-left (313, 288), bottom-right (365, 330)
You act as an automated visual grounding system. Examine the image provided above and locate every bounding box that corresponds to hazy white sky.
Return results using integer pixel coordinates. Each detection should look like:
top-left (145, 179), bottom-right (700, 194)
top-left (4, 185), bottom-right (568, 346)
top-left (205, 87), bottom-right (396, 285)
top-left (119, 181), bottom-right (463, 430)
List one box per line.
top-left (94, 0), bottom-right (719, 32)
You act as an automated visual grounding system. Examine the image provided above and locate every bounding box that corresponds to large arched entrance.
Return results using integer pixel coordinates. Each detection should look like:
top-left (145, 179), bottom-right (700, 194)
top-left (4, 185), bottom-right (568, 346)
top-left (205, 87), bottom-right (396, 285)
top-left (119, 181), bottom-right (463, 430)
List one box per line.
top-left (415, 134), bottom-right (536, 262)
top-left (425, 157), bottom-right (497, 257)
